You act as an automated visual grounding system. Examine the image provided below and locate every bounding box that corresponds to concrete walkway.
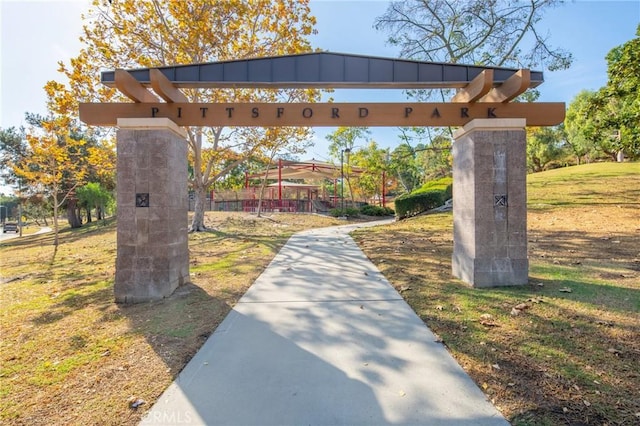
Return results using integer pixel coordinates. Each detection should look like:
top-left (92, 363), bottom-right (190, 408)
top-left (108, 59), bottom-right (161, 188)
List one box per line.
top-left (142, 221), bottom-right (508, 425)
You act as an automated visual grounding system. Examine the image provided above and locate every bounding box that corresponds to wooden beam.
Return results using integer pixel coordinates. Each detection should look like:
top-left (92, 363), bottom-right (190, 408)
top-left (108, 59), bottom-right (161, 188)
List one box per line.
top-left (79, 102), bottom-right (566, 127)
top-left (480, 69), bottom-right (531, 103)
top-left (451, 70), bottom-right (494, 103)
top-left (149, 69), bottom-right (188, 103)
top-left (114, 69), bottom-right (159, 103)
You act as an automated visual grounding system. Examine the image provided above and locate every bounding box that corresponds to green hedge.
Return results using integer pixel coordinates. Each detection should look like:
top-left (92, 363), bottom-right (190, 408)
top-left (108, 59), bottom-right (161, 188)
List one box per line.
top-left (413, 176), bottom-right (453, 198)
top-left (360, 205), bottom-right (395, 216)
top-left (394, 177), bottom-right (452, 219)
top-left (329, 205), bottom-right (395, 218)
top-left (329, 207), bottom-right (360, 217)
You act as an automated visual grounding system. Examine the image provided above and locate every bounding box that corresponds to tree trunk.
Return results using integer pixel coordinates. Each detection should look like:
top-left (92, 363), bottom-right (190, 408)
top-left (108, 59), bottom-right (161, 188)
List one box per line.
top-left (53, 194), bottom-right (60, 247)
top-left (86, 206), bottom-right (92, 223)
top-left (190, 186), bottom-right (207, 232)
top-left (66, 198), bottom-right (82, 228)
top-left (347, 176), bottom-right (355, 208)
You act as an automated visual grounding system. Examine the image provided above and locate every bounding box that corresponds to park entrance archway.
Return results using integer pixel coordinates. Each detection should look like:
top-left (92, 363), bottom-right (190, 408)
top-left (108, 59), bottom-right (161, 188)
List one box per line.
top-left (79, 52), bottom-right (564, 303)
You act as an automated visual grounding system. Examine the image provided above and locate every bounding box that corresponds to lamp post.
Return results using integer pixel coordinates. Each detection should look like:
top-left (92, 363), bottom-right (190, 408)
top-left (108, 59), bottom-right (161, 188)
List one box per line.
top-left (340, 148), bottom-right (351, 214)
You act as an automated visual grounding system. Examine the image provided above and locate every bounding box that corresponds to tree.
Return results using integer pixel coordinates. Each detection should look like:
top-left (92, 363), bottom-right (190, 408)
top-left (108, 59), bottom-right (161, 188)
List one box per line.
top-left (13, 116), bottom-right (88, 246)
top-left (349, 141), bottom-right (388, 205)
top-left (388, 142), bottom-right (421, 194)
top-left (526, 126), bottom-right (565, 172)
top-left (0, 127), bottom-right (28, 188)
top-left (374, 0), bottom-right (572, 104)
top-left (600, 25), bottom-right (640, 160)
top-left (415, 134), bottom-right (452, 180)
top-left (565, 89), bottom-right (626, 163)
top-left (76, 182), bottom-right (113, 222)
top-left (326, 127), bottom-right (371, 207)
top-left (565, 90), bottom-right (601, 163)
top-left (564, 27), bottom-right (639, 163)
top-left (50, 0), bottom-right (320, 231)
top-left (375, 0), bottom-right (572, 69)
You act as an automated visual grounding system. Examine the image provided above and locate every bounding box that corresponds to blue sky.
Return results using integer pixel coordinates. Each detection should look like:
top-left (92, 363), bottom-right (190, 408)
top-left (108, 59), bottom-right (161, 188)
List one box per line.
top-left (1, 0), bottom-right (638, 162)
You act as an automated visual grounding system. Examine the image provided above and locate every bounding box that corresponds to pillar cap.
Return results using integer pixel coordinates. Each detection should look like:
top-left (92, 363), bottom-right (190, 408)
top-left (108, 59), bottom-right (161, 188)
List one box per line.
top-left (454, 118), bottom-right (526, 139)
top-left (117, 118), bottom-right (187, 139)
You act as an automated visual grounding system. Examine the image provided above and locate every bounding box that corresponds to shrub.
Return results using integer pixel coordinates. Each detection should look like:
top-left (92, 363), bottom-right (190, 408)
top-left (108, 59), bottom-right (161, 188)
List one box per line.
top-left (394, 190), bottom-right (445, 219)
top-left (360, 205), bottom-right (395, 216)
top-left (393, 177), bottom-right (452, 219)
top-left (329, 207), bottom-right (360, 217)
top-left (414, 177), bottom-right (453, 198)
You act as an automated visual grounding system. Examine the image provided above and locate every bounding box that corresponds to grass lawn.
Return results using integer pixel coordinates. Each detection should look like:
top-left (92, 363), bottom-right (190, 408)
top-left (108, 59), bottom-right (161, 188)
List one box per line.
top-left (0, 162), bottom-right (638, 425)
top-left (0, 213), bottom-right (344, 424)
top-left (353, 162), bottom-right (640, 425)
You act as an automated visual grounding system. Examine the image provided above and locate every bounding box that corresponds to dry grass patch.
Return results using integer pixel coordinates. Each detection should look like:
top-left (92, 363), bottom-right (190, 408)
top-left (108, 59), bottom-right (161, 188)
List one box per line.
top-left (353, 162), bottom-right (640, 425)
top-left (0, 212), bottom-right (342, 425)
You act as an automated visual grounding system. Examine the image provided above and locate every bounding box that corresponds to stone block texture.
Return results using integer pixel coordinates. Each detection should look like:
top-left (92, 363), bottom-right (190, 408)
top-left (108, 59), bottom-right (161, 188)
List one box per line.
top-left (115, 122), bottom-right (189, 303)
top-left (452, 120), bottom-right (528, 287)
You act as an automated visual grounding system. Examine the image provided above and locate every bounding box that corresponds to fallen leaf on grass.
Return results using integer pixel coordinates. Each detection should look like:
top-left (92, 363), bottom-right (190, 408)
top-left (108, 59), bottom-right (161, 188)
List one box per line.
top-left (399, 285), bottom-right (412, 292)
top-left (510, 308), bottom-right (521, 316)
top-left (492, 363), bottom-right (501, 370)
top-left (559, 287), bottom-right (573, 293)
top-left (514, 303), bottom-right (530, 310)
top-left (436, 305), bottom-right (444, 311)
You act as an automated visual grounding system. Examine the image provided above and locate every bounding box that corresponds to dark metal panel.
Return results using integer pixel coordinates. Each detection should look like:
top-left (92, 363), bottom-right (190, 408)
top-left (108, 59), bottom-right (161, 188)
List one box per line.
top-left (224, 60), bottom-right (248, 81)
top-left (199, 63), bottom-right (224, 82)
top-left (102, 70), bottom-right (115, 84)
top-left (493, 68), bottom-right (514, 82)
top-left (468, 66), bottom-right (485, 81)
top-left (272, 56), bottom-right (296, 82)
top-left (175, 65), bottom-right (200, 82)
top-left (297, 54), bottom-right (320, 82)
top-left (248, 58), bottom-right (272, 82)
top-left (99, 53), bottom-right (546, 89)
top-left (394, 60), bottom-right (418, 82)
top-left (129, 69), bottom-right (150, 82)
top-left (345, 56), bottom-right (369, 82)
top-left (443, 64), bottom-right (467, 83)
top-left (319, 53), bottom-right (344, 82)
top-left (418, 63), bottom-right (444, 82)
top-left (531, 71), bottom-right (544, 85)
top-left (369, 58), bottom-right (393, 82)
top-left (159, 67), bottom-right (175, 81)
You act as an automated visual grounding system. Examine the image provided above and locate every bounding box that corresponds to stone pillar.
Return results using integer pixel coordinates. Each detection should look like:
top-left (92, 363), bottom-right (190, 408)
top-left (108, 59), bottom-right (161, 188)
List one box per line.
top-left (452, 119), bottom-right (528, 287)
top-left (115, 118), bottom-right (189, 303)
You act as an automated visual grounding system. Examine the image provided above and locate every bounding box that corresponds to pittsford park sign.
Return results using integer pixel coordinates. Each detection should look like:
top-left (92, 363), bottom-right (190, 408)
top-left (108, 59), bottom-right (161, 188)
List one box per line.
top-left (80, 101), bottom-right (564, 127)
top-left (80, 52), bottom-right (564, 127)
top-left (78, 52), bottom-right (565, 302)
